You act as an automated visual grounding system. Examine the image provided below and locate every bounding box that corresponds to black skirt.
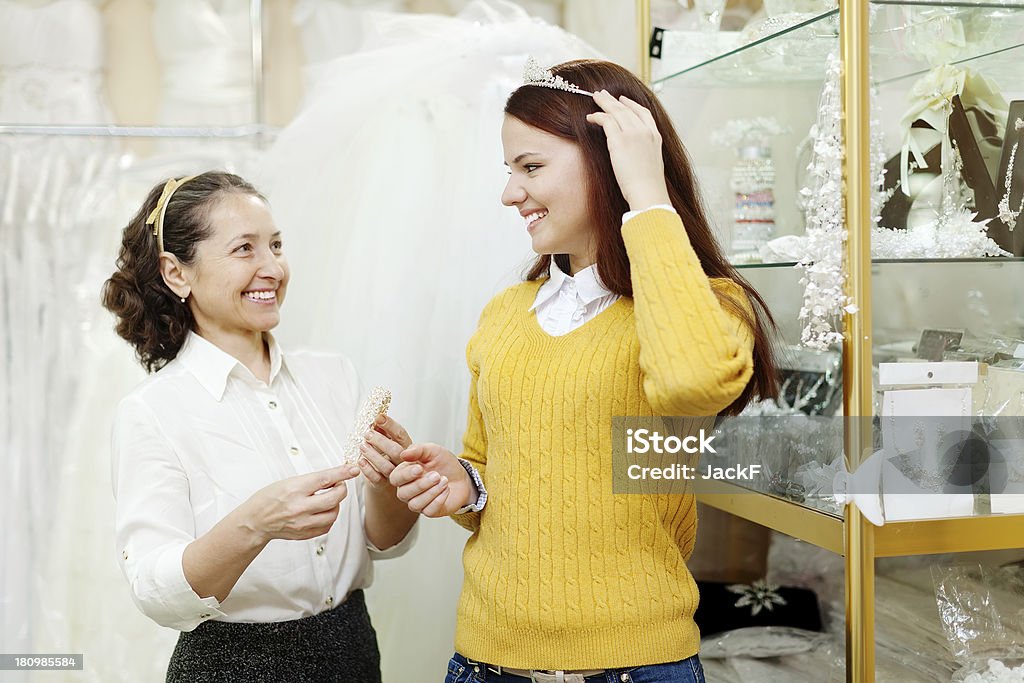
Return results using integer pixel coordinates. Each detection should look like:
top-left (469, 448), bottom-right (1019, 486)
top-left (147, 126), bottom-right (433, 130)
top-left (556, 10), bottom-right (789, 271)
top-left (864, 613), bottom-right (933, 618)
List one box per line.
top-left (166, 589), bottom-right (381, 683)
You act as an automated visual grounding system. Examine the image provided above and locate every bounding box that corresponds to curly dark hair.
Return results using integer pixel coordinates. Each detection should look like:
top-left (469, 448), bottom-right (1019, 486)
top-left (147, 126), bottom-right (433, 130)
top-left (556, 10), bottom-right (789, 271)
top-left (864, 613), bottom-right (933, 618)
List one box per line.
top-left (101, 171), bottom-right (266, 373)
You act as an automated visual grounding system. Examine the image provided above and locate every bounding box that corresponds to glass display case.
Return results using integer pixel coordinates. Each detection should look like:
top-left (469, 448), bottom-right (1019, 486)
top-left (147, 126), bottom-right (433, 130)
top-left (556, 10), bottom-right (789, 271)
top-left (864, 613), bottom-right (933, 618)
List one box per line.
top-left (638, 0), bottom-right (1024, 680)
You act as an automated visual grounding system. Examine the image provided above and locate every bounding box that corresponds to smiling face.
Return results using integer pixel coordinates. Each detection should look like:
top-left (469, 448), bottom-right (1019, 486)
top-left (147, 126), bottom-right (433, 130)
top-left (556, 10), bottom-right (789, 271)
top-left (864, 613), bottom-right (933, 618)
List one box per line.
top-left (501, 115), bottom-right (596, 274)
top-left (181, 192), bottom-right (288, 348)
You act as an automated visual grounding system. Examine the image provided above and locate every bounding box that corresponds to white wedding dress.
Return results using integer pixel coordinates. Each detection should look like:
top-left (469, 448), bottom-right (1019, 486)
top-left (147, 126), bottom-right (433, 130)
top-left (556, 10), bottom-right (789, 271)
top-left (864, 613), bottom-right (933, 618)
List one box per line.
top-left (260, 2), bottom-right (598, 678)
top-left (6, 2), bottom-right (259, 681)
top-left (0, 2), bottom-right (128, 679)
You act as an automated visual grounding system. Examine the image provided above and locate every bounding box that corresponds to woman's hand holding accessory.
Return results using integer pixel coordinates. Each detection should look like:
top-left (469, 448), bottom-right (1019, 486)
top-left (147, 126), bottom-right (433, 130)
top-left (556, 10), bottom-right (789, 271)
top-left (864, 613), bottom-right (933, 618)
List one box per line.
top-left (240, 465), bottom-right (361, 544)
top-left (586, 90), bottom-right (671, 212)
top-left (357, 414), bottom-right (413, 489)
top-left (389, 444), bottom-right (474, 518)
top-left (342, 387), bottom-right (392, 464)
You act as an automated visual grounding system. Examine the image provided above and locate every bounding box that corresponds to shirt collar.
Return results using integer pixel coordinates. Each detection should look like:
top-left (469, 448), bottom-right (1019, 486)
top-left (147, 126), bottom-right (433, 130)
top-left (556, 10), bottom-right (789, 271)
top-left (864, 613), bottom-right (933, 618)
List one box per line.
top-left (529, 259), bottom-right (614, 311)
top-left (178, 331), bottom-right (284, 401)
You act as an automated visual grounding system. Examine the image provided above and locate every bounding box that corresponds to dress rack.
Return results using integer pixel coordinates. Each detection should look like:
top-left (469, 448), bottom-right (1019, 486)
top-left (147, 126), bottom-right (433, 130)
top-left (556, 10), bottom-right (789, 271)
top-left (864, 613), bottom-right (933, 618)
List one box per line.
top-left (0, 0), bottom-right (268, 142)
top-left (0, 125), bottom-right (276, 138)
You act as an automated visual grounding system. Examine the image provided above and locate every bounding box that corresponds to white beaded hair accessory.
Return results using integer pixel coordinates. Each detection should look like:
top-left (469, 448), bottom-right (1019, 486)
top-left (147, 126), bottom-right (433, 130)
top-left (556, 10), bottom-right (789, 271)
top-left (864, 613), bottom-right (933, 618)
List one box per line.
top-left (522, 56), bottom-right (593, 97)
top-left (341, 386), bottom-right (392, 464)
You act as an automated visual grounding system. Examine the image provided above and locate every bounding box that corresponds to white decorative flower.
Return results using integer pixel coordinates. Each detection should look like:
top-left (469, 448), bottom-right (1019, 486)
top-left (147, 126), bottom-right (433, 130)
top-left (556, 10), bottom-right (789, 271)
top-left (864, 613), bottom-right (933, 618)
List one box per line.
top-left (873, 209), bottom-right (1010, 259)
top-left (726, 579), bottom-right (788, 616)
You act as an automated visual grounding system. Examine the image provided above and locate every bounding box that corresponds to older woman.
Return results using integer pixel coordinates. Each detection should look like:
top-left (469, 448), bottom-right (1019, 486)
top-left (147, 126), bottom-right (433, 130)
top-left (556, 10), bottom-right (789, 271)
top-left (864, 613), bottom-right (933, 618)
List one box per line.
top-left (102, 171), bottom-right (418, 682)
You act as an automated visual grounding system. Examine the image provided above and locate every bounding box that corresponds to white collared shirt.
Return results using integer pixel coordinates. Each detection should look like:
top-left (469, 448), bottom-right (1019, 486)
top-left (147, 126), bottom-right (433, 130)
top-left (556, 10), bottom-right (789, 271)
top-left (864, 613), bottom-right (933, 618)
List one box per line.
top-left (111, 332), bottom-right (415, 631)
top-left (528, 206), bottom-right (678, 335)
top-left (530, 261), bottom-right (619, 336)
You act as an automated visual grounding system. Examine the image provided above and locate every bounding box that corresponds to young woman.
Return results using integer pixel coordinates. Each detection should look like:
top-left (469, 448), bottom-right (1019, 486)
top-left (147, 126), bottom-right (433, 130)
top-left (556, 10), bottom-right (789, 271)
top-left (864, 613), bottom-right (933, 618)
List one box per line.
top-left (385, 59), bottom-right (778, 682)
top-left (102, 171), bottom-right (418, 682)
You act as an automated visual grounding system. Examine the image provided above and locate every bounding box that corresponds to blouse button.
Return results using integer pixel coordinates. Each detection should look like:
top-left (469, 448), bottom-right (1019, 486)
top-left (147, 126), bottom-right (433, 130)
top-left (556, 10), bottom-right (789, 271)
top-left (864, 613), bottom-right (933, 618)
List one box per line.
top-left (199, 613), bottom-right (211, 619)
top-left (267, 400), bottom-right (278, 409)
top-left (122, 550), bottom-right (128, 560)
top-left (316, 545), bottom-right (325, 555)
top-left (325, 596), bottom-right (334, 607)
top-left (289, 446), bottom-right (300, 456)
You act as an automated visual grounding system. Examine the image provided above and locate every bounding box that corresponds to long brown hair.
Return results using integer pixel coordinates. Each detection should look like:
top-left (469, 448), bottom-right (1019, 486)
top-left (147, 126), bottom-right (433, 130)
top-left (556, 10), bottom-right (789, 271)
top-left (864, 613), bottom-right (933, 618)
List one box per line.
top-left (505, 59), bottom-right (778, 413)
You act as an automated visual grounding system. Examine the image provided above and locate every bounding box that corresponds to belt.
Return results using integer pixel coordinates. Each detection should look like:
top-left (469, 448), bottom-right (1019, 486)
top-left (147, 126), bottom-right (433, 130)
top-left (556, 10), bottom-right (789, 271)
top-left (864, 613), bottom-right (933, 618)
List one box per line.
top-left (469, 661), bottom-right (610, 682)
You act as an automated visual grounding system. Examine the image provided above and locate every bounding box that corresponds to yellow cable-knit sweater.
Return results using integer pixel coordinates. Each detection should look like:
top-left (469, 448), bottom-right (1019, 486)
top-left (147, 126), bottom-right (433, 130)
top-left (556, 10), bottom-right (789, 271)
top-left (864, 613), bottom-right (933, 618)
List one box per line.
top-left (452, 208), bottom-right (755, 670)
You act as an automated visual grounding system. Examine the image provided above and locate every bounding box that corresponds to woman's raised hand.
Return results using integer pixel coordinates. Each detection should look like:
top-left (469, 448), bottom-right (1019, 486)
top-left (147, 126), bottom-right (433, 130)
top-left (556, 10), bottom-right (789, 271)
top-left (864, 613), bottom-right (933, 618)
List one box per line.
top-left (389, 444), bottom-right (475, 518)
top-left (586, 90), bottom-right (671, 212)
top-left (240, 465), bottom-right (360, 543)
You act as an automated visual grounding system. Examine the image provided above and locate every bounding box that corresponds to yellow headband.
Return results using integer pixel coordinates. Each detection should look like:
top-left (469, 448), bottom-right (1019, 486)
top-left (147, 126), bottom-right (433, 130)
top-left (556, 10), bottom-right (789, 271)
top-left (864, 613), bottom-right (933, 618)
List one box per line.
top-left (145, 175), bottom-right (197, 252)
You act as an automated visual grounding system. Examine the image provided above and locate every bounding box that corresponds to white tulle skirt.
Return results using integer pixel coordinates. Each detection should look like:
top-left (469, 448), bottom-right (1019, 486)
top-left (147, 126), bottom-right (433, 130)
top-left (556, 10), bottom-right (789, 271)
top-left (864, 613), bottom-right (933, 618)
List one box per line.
top-left (258, 1), bottom-right (599, 451)
top-left (255, 3), bottom-right (599, 677)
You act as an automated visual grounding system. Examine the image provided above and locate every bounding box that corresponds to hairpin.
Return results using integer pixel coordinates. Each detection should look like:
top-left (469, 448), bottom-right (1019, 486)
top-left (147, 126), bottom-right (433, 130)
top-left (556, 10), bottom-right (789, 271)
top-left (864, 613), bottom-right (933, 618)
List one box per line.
top-left (522, 56), bottom-right (593, 97)
top-left (341, 386), bottom-right (392, 465)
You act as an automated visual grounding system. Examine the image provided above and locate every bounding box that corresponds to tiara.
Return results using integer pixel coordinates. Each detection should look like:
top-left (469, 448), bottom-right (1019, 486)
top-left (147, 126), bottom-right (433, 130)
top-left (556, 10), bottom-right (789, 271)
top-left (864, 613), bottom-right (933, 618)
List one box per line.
top-left (522, 57), bottom-right (593, 97)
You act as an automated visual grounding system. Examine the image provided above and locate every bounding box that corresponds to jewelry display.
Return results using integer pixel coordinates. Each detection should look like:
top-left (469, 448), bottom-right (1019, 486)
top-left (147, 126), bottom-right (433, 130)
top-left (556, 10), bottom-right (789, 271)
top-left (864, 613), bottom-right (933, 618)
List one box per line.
top-left (996, 118), bottom-right (1024, 231)
top-left (795, 52), bottom-right (854, 350)
top-left (879, 65), bottom-right (1016, 256)
top-left (711, 118), bottom-right (787, 264)
top-left (884, 414), bottom-right (959, 491)
top-left (730, 151), bottom-right (776, 263)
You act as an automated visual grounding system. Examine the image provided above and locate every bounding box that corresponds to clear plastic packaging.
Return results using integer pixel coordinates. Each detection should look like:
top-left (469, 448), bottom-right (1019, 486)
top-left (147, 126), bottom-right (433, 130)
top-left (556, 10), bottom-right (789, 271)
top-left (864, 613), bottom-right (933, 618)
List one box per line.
top-left (700, 625), bottom-right (831, 659)
top-left (932, 564), bottom-right (1024, 681)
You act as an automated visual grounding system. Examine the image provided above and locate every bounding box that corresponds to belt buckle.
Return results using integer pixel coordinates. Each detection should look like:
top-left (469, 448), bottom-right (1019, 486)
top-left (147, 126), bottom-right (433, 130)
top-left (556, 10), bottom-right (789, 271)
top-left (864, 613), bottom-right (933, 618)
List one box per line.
top-left (532, 672), bottom-right (587, 683)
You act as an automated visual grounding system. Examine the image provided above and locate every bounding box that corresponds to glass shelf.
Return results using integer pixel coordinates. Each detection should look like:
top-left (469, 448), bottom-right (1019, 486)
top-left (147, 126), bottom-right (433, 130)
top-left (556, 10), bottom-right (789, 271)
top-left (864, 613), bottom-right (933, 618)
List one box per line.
top-left (653, 1), bottom-right (1024, 88)
top-left (872, 0), bottom-right (1024, 7)
top-left (653, 10), bottom-right (838, 87)
top-left (653, 9), bottom-right (838, 86)
top-left (739, 256), bottom-right (1024, 345)
top-left (869, 3), bottom-right (1024, 88)
top-left (697, 480), bottom-right (1024, 557)
top-left (733, 257), bottom-right (1024, 270)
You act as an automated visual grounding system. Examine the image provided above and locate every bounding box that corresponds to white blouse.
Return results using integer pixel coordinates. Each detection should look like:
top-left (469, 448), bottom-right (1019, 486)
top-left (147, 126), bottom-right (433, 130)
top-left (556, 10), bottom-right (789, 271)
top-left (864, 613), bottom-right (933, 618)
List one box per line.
top-left (528, 206), bottom-right (677, 336)
top-left (530, 260), bottom-right (619, 336)
top-left (111, 332), bottom-right (415, 631)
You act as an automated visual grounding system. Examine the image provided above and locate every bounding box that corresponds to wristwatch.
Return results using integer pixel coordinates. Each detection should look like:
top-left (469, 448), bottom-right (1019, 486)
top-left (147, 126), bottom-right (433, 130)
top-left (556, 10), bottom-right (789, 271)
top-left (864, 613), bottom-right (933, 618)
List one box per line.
top-left (454, 458), bottom-right (487, 515)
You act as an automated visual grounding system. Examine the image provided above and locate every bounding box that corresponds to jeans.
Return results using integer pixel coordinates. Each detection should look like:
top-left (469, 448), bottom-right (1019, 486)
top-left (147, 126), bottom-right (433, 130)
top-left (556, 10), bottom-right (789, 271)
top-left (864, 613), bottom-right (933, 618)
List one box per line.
top-left (444, 652), bottom-right (705, 683)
